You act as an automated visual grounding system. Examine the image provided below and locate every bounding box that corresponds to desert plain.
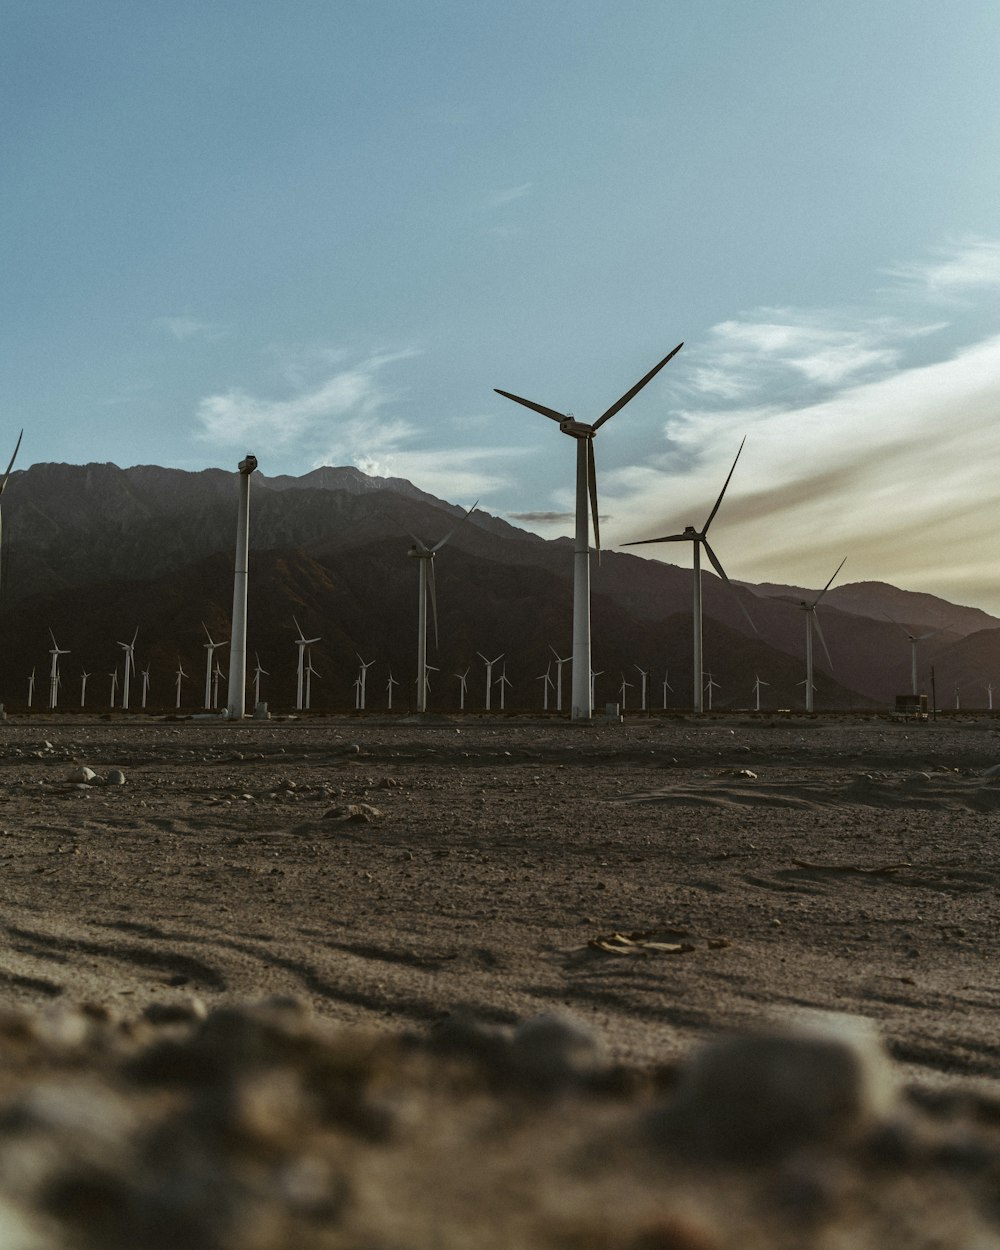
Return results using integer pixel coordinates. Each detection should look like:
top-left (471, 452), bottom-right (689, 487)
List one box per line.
top-left (1, 712), bottom-right (1000, 1248)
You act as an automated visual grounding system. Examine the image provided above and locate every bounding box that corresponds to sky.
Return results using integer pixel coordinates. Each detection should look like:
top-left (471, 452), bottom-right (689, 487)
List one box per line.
top-left (4, 1), bottom-right (1000, 611)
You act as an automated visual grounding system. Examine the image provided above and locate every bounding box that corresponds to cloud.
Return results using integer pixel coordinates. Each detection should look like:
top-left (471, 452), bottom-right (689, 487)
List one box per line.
top-left (508, 510), bottom-right (575, 524)
top-left (486, 182), bottom-right (532, 209)
top-left (195, 348), bottom-right (517, 501)
top-left (882, 236), bottom-right (1000, 297)
top-left (154, 316), bottom-right (227, 342)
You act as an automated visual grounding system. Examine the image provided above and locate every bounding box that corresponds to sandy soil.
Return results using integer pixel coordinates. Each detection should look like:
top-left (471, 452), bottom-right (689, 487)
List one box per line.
top-left (1, 713), bottom-right (1000, 1247)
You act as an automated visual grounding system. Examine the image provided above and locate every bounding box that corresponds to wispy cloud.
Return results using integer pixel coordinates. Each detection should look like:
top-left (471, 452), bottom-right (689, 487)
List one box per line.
top-left (154, 315), bottom-right (228, 342)
top-left (195, 348), bottom-right (516, 500)
top-left (882, 236), bottom-right (1000, 297)
top-left (486, 182), bottom-right (532, 209)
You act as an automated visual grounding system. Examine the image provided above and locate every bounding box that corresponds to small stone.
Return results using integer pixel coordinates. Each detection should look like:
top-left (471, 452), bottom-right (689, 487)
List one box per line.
top-left (67, 766), bottom-right (97, 784)
top-left (105, 769), bottom-right (126, 786)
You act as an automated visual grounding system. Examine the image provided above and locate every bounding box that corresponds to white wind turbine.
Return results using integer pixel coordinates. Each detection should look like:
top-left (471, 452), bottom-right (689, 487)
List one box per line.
top-left (118, 627), bottom-right (138, 710)
top-left (292, 617), bottom-right (320, 711)
top-left (80, 669), bottom-right (91, 708)
top-left (799, 558), bottom-right (846, 714)
top-left (496, 344), bottom-right (683, 720)
top-left (752, 673), bottom-right (769, 712)
top-left (455, 666), bottom-right (470, 711)
top-left (634, 664), bottom-right (649, 712)
top-left (885, 615), bottom-right (950, 696)
top-left (987, 681), bottom-right (994, 712)
top-left (0, 430), bottom-right (23, 603)
top-left (175, 659), bottom-right (188, 709)
top-left (496, 666), bottom-right (512, 711)
top-left (537, 664), bottom-right (554, 711)
top-left (407, 503), bottom-right (478, 714)
top-left (590, 668), bottom-right (603, 707)
top-left (415, 663), bottom-right (438, 705)
top-left (624, 438), bottom-right (755, 713)
top-left (549, 647), bottom-right (571, 713)
top-left (141, 664), bottom-right (151, 709)
top-left (47, 629), bottom-right (69, 710)
top-left (202, 624), bottom-right (227, 711)
top-left (356, 654), bottom-right (375, 710)
top-left (212, 659), bottom-right (225, 710)
top-left (304, 649), bottom-right (318, 710)
top-left (252, 653), bottom-right (268, 708)
top-left (227, 454), bottom-right (258, 719)
top-left (386, 671), bottom-right (399, 710)
top-left (618, 672), bottom-right (634, 710)
top-left (661, 670), bottom-right (674, 710)
top-left (27, 667), bottom-right (35, 707)
top-left (704, 672), bottom-right (720, 711)
top-left (108, 669), bottom-right (118, 708)
top-left (478, 652), bottom-right (504, 711)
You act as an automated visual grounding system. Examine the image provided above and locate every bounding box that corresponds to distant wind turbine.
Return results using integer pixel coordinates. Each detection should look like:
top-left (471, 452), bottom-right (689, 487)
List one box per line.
top-left (407, 502), bottom-right (478, 714)
top-left (202, 624), bottom-right (227, 711)
top-left (478, 652), bottom-right (504, 711)
top-left (549, 647), bottom-right (571, 713)
top-left (590, 668), bottom-right (603, 708)
top-left (496, 343), bottom-right (683, 720)
top-left (226, 453), bottom-right (257, 719)
top-left (800, 559), bottom-right (846, 713)
top-left (80, 669), bottom-right (90, 708)
top-left (356, 654), bottom-right (375, 711)
top-left (108, 669), bottom-right (118, 708)
top-left (455, 667), bottom-right (470, 711)
top-left (175, 659), bottom-right (188, 709)
top-left (623, 438), bottom-right (755, 713)
top-left (537, 664), bottom-right (554, 711)
top-left (661, 670), bottom-right (674, 710)
top-left (304, 649), bottom-right (318, 711)
top-left (252, 653), bottom-right (268, 708)
top-left (618, 672), bottom-right (634, 710)
top-left (27, 666), bottom-right (35, 708)
top-left (47, 629), bottom-right (69, 710)
top-left (212, 660), bottom-right (225, 709)
top-left (704, 671), bottom-right (720, 711)
top-left (885, 615), bottom-right (950, 696)
top-left (495, 666), bottom-right (512, 711)
top-left (140, 664), bottom-right (151, 709)
top-left (292, 618), bottom-right (320, 712)
top-left (752, 673), bottom-right (769, 712)
top-left (118, 628), bottom-right (138, 710)
top-left (386, 671), bottom-right (399, 710)
top-left (634, 664), bottom-right (649, 712)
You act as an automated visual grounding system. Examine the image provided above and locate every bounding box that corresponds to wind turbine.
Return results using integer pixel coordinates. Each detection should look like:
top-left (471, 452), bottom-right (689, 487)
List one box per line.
top-left (752, 673), bottom-right (769, 712)
top-left (799, 558), bottom-right (846, 714)
top-left (549, 647), bottom-right (571, 713)
top-left (590, 668), bottom-right (603, 708)
top-left (618, 672), bottom-right (634, 710)
top-left (212, 659), bottom-right (225, 710)
top-left (304, 649), bottom-right (318, 711)
top-left (885, 615), bottom-right (950, 696)
top-left (292, 618), bottom-right (320, 711)
top-left (496, 343), bottom-right (683, 720)
top-left (27, 667), bottom-right (35, 708)
top-left (47, 630), bottom-right (69, 710)
top-left (108, 669), bottom-right (118, 708)
top-left (496, 666), bottom-right (512, 711)
top-left (407, 502), bottom-right (478, 714)
top-left (537, 664), bottom-right (554, 711)
top-left (356, 654), bottom-right (375, 710)
top-left (118, 628), bottom-right (138, 710)
top-left (386, 671), bottom-right (399, 710)
top-left (634, 664), bottom-right (649, 712)
top-left (455, 667), bottom-right (470, 711)
top-left (623, 438), bottom-right (755, 713)
top-left (80, 669), bottom-right (90, 708)
top-left (478, 652), bottom-right (504, 711)
top-left (227, 454), bottom-right (258, 719)
top-left (140, 664), bottom-right (151, 709)
top-left (0, 430), bottom-right (23, 604)
top-left (987, 681), bottom-right (994, 712)
top-left (704, 672), bottom-right (720, 711)
top-left (661, 670), bottom-right (674, 710)
top-left (252, 653), bottom-right (268, 708)
top-left (175, 659), bottom-right (188, 709)
top-left (202, 624), bottom-right (227, 711)
top-left (415, 663), bottom-right (438, 706)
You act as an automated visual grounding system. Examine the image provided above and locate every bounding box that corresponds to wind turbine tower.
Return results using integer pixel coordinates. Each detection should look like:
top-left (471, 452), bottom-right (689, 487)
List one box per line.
top-left (496, 344), bottom-right (683, 720)
top-left (175, 659), bottom-right (188, 709)
top-left (252, 653), bottom-right (268, 708)
top-left (292, 618), bottom-right (320, 711)
top-left (202, 624), bottom-right (226, 711)
top-left (624, 439), bottom-right (754, 713)
top-left (800, 559), bottom-right (846, 714)
top-left (886, 615), bottom-right (948, 697)
top-left (0, 430), bottom-right (23, 606)
top-left (478, 652), bottom-right (503, 711)
top-left (80, 670), bottom-right (90, 708)
top-left (549, 648), bottom-right (571, 713)
top-left (118, 628), bottom-right (138, 710)
top-left (227, 454), bottom-right (258, 719)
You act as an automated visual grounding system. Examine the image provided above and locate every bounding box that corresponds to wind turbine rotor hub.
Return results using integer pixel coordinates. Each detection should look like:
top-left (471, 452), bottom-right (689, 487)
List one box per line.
top-left (559, 416), bottom-right (594, 438)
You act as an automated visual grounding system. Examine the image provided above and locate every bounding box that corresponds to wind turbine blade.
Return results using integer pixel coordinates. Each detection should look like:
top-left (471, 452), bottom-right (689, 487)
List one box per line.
top-left (813, 609), bottom-right (834, 670)
top-left (592, 343), bottom-right (684, 430)
top-left (429, 559), bottom-right (439, 648)
top-left (431, 499), bottom-right (480, 552)
top-left (622, 532), bottom-right (693, 547)
top-left (813, 556), bottom-right (846, 607)
top-left (883, 612), bottom-right (911, 638)
top-left (130, 627), bottom-right (139, 647)
top-left (702, 436), bottom-right (746, 533)
top-left (0, 430), bottom-right (23, 494)
top-left (587, 440), bottom-right (600, 558)
top-left (493, 389), bottom-right (565, 423)
top-left (702, 538), bottom-right (758, 633)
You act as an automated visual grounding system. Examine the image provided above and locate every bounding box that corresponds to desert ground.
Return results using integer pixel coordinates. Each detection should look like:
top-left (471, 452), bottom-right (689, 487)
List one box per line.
top-left (1, 711), bottom-right (1000, 1248)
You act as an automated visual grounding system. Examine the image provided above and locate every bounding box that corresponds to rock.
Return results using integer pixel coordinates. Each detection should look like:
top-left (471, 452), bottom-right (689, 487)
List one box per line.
top-left (510, 1012), bottom-right (601, 1089)
top-left (67, 766), bottom-right (97, 785)
top-left (323, 804), bottom-right (382, 823)
top-left (649, 1013), bottom-right (896, 1159)
top-left (105, 769), bottom-right (126, 786)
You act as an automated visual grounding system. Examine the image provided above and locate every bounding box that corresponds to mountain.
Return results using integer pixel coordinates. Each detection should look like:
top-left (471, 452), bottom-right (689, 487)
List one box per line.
top-left (1, 461), bottom-right (997, 713)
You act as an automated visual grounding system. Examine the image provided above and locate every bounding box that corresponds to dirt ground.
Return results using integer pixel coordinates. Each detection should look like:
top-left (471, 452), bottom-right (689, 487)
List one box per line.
top-left (1, 712), bottom-right (1000, 1248)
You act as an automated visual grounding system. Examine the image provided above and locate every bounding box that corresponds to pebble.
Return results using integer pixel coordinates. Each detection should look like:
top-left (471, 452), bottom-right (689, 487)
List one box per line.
top-left (67, 767), bottom-right (97, 785)
top-left (105, 770), bottom-right (126, 786)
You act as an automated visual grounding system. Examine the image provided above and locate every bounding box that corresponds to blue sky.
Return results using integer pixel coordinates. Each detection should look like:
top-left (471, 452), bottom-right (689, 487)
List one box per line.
top-left (5, 1), bottom-right (1000, 609)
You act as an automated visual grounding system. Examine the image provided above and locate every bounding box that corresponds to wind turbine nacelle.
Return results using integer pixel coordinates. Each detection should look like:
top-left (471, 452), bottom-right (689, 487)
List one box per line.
top-left (559, 416), bottom-right (593, 438)
top-left (239, 455), bottom-right (258, 475)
